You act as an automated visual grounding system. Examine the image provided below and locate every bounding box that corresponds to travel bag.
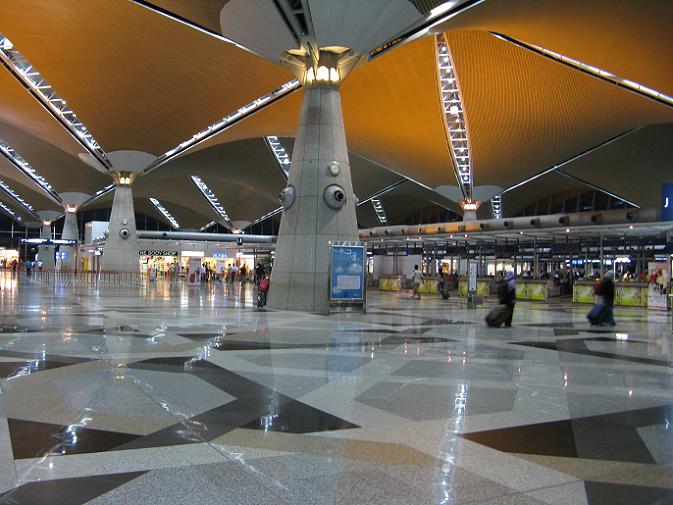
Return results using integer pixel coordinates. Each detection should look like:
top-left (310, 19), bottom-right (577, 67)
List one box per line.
top-left (587, 303), bottom-right (608, 325)
top-left (485, 304), bottom-right (511, 327)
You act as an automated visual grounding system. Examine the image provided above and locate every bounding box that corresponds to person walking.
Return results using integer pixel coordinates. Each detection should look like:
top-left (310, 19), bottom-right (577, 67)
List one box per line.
top-left (257, 274), bottom-right (270, 307)
top-left (438, 271), bottom-right (449, 300)
top-left (498, 271), bottom-right (516, 327)
top-left (412, 265), bottom-right (423, 300)
top-left (596, 271), bottom-right (616, 326)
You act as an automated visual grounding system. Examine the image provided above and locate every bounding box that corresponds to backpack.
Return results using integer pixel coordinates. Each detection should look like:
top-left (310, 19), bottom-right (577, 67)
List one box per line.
top-left (259, 277), bottom-right (270, 292)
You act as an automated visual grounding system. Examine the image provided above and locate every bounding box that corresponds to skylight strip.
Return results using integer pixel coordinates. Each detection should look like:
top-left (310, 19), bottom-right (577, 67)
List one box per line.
top-left (0, 138), bottom-right (61, 203)
top-left (370, 197), bottom-right (388, 224)
top-left (0, 34), bottom-right (111, 170)
top-left (0, 179), bottom-right (38, 218)
top-left (127, 0), bottom-right (262, 57)
top-left (490, 194), bottom-right (503, 219)
top-left (0, 200), bottom-right (20, 222)
top-left (250, 207), bottom-right (283, 227)
top-left (435, 34), bottom-right (472, 199)
top-left (491, 33), bottom-right (673, 109)
top-left (190, 176), bottom-right (231, 223)
top-left (144, 80), bottom-right (301, 175)
top-left (200, 220), bottom-right (217, 232)
top-left (264, 136), bottom-right (291, 179)
top-left (149, 198), bottom-right (180, 229)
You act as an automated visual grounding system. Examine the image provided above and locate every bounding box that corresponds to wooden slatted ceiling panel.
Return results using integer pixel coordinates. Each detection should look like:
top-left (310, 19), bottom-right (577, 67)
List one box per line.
top-left (0, 0), bottom-right (292, 156)
top-left (562, 124), bottom-right (673, 210)
top-left (149, 0), bottom-right (230, 34)
top-left (501, 172), bottom-right (589, 218)
top-left (342, 36), bottom-right (454, 189)
top-left (436, 0), bottom-right (673, 99)
top-left (445, 29), bottom-right (673, 190)
top-left (188, 36), bottom-right (455, 189)
top-left (0, 69), bottom-right (85, 159)
top-left (0, 121), bottom-right (109, 194)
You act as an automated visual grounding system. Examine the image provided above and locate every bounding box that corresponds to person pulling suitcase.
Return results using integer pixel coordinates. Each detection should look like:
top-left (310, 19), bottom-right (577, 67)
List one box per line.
top-left (486, 271), bottom-right (516, 327)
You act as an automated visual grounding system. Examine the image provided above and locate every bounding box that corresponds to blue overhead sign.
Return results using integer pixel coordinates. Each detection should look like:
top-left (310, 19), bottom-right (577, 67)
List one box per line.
top-left (330, 244), bottom-right (365, 302)
top-left (662, 183), bottom-right (673, 221)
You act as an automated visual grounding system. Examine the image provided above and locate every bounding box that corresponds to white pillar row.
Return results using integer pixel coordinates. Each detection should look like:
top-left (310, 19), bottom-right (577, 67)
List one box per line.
top-left (269, 50), bottom-right (363, 314)
top-left (36, 210), bottom-right (61, 271)
top-left (59, 192), bottom-right (90, 271)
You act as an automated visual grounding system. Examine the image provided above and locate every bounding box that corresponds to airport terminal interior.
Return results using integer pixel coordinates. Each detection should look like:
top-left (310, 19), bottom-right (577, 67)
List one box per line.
top-left (0, 1), bottom-right (672, 503)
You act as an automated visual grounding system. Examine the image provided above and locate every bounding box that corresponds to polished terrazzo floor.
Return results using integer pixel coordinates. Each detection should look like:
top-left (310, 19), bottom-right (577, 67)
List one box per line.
top-left (0, 273), bottom-right (672, 504)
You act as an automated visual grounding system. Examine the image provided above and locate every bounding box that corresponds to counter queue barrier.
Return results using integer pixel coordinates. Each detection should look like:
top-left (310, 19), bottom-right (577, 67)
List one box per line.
top-left (30, 269), bottom-right (144, 287)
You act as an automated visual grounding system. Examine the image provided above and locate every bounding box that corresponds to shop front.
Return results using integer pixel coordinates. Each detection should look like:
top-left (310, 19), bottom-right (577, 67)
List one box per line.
top-left (139, 250), bottom-right (179, 276)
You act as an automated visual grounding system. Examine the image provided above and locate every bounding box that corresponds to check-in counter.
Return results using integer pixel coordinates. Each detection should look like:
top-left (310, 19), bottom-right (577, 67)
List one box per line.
top-left (458, 277), bottom-right (491, 297)
top-left (378, 275), bottom-right (404, 291)
top-left (418, 277), bottom-right (439, 294)
top-left (573, 280), bottom-right (649, 307)
top-left (516, 279), bottom-right (554, 301)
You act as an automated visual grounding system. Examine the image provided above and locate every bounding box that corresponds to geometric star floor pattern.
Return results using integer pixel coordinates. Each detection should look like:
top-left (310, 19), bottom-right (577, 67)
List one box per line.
top-left (0, 273), bottom-right (672, 504)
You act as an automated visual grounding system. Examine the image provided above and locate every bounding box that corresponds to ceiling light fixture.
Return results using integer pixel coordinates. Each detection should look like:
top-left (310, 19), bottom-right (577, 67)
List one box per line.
top-left (145, 80), bottom-right (301, 174)
top-left (0, 33), bottom-right (110, 170)
top-left (190, 175), bottom-right (230, 224)
top-left (264, 136), bottom-right (291, 179)
top-left (491, 32), bottom-right (673, 108)
top-left (0, 138), bottom-right (61, 203)
top-left (149, 198), bottom-right (179, 229)
top-left (435, 34), bottom-right (472, 198)
top-left (370, 197), bottom-right (388, 224)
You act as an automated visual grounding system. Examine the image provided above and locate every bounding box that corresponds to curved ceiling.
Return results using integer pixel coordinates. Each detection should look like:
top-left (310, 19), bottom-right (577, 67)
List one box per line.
top-left (446, 29), bottom-right (673, 189)
top-left (0, 1), bottom-right (671, 229)
top-left (435, 0), bottom-right (673, 99)
top-left (0, 0), bottom-right (292, 155)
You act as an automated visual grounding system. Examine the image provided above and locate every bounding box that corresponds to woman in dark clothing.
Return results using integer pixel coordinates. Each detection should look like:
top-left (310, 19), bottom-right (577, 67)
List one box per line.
top-left (498, 271), bottom-right (516, 327)
top-left (596, 271), bottom-right (616, 326)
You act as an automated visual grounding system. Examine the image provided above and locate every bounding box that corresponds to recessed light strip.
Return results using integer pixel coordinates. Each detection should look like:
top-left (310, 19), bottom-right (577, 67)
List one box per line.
top-left (491, 32), bottom-right (673, 109)
top-left (0, 179), bottom-right (38, 218)
top-left (370, 197), bottom-right (388, 224)
top-left (200, 220), bottom-right (217, 232)
top-left (0, 138), bottom-right (61, 203)
top-left (490, 194), bottom-right (503, 219)
top-left (0, 200), bottom-right (19, 222)
top-left (190, 176), bottom-right (231, 224)
top-left (149, 198), bottom-right (180, 229)
top-left (144, 80), bottom-right (301, 175)
top-left (435, 34), bottom-right (472, 199)
top-left (264, 136), bottom-right (291, 179)
top-left (0, 34), bottom-right (111, 170)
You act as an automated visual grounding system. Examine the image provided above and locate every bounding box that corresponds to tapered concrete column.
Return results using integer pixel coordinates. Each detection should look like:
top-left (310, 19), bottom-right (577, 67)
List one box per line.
top-left (37, 210), bottom-right (60, 271)
top-left (59, 193), bottom-right (89, 271)
top-left (269, 50), bottom-right (363, 313)
top-left (101, 173), bottom-right (139, 273)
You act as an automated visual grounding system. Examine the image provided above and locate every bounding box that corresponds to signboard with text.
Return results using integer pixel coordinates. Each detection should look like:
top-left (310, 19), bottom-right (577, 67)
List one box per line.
top-left (662, 183), bottom-right (673, 221)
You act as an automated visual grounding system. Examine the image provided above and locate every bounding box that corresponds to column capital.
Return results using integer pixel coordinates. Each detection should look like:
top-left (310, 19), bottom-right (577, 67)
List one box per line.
top-left (281, 48), bottom-right (365, 89)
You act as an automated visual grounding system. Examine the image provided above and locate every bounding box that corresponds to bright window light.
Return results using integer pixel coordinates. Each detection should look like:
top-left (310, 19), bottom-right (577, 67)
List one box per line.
top-left (0, 33), bottom-right (110, 168)
top-left (0, 138), bottom-right (59, 202)
top-left (435, 34), bottom-right (472, 198)
top-left (149, 198), bottom-right (179, 229)
top-left (264, 136), bottom-right (291, 178)
top-left (190, 176), bottom-right (230, 223)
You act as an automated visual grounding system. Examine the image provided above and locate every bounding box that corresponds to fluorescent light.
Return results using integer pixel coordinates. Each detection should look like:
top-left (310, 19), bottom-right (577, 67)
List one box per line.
top-left (149, 198), bottom-right (180, 229)
top-left (370, 198), bottom-right (388, 224)
top-left (0, 33), bottom-right (109, 168)
top-left (190, 176), bottom-right (230, 223)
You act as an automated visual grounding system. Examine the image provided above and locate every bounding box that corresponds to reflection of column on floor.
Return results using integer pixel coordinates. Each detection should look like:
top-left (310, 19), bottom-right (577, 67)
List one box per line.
top-left (100, 150), bottom-right (157, 273)
top-left (59, 192), bottom-right (90, 272)
top-left (269, 50), bottom-right (364, 314)
top-left (37, 210), bottom-right (60, 271)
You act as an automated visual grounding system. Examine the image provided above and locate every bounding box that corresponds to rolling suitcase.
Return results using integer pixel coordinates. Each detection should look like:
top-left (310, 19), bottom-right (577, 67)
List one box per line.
top-left (587, 303), bottom-right (608, 325)
top-left (485, 304), bottom-right (511, 327)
